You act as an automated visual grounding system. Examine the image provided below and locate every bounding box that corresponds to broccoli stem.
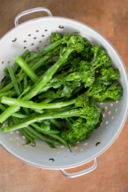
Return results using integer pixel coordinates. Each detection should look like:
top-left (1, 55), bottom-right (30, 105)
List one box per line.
top-left (0, 76), bottom-right (10, 90)
top-left (7, 66), bottom-right (20, 96)
top-left (31, 123), bottom-right (67, 145)
top-left (0, 105), bottom-right (20, 123)
top-left (31, 55), bottom-right (51, 71)
top-left (23, 76), bottom-right (27, 90)
top-left (1, 96), bottom-right (76, 110)
top-left (24, 126), bottom-right (61, 145)
top-left (50, 119), bottom-right (62, 129)
top-left (15, 56), bottom-right (38, 82)
top-left (12, 113), bottom-right (28, 119)
top-left (22, 50), bottom-right (31, 59)
top-left (14, 50), bottom-right (31, 74)
top-left (0, 103), bottom-right (6, 111)
top-left (0, 49), bottom-right (72, 123)
top-left (20, 129), bottom-right (35, 145)
top-left (2, 109), bottom-right (81, 132)
top-left (12, 117), bottom-right (35, 145)
top-left (0, 90), bottom-right (16, 98)
top-left (26, 39), bottom-right (62, 63)
top-left (4, 50), bottom-right (31, 74)
top-left (31, 123), bottom-right (60, 134)
top-left (0, 103), bottom-right (26, 119)
top-left (23, 53), bottom-right (71, 100)
top-left (0, 55), bottom-right (50, 93)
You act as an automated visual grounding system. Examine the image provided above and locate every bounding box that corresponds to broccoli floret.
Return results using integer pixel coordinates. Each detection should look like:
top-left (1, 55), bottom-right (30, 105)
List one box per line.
top-left (96, 67), bottom-right (120, 85)
top-left (60, 35), bottom-right (85, 60)
top-left (50, 33), bottom-right (63, 43)
top-left (61, 100), bottom-right (101, 144)
top-left (87, 81), bottom-right (123, 102)
top-left (63, 60), bottom-right (95, 87)
top-left (56, 81), bottom-right (81, 98)
top-left (77, 97), bottom-right (101, 125)
top-left (100, 67), bottom-right (120, 80)
top-left (61, 98), bottom-right (101, 144)
top-left (50, 33), bottom-right (85, 57)
top-left (104, 81), bottom-right (123, 101)
top-left (61, 118), bottom-right (94, 144)
top-left (80, 38), bottom-right (93, 61)
top-left (91, 45), bottom-right (112, 69)
top-left (62, 33), bottom-right (74, 44)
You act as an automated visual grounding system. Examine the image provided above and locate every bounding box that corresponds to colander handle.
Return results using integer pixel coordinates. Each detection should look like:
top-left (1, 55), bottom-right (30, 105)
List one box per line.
top-left (15, 7), bottom-right (52, 26)
top-left (61, 158), bottom-right (97, 178)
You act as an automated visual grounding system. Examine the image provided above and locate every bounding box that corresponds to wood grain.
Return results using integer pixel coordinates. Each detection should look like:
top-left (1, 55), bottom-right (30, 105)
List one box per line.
top-left (0, 0), bottom-right (128, 191)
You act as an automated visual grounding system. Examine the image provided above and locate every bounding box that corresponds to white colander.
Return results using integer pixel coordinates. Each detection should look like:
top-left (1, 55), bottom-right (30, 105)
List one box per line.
top-left (0, 7), bottom-right (128, 178)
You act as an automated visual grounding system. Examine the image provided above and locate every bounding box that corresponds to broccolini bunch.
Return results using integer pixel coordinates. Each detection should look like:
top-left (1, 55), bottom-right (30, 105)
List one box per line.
top-left (0, 32), bottom-right (123, 147)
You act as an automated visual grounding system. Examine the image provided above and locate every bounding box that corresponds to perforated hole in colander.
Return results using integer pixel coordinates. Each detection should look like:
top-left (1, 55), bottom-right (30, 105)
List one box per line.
top-left (74, 146), bottom-right (78, 150)
top-left (105, 121), bottom-right (109, 125)
top-left (12, 38), bottom-right (17, 42)
top-left (112, 116), bottom-right (115, 120)
top-left (22, 136), bottom-right (26, 140)
top-left (105, 106), bottom-right (108, 110)
top-left (49, 158), bottom-right (55, 162)
top-left (84, 143), bottom-right (88, 146)
top-left (16, 131), bottom-right (20, 134)
top-left (16, 137), bottom-right (19, 140)
top-left (36, 47), bottom-right (40, 50)
top-left (64, 154), bottom-right (68, 158)
top-left (58, 25), bottom-right (64, 29)
top-left (108, 111), bottom-right (112, 115)
top-left (96, 142), bottom-right (101, 146)
top-left (80, 148), bottom-right (84, 152)
top-left (44, 44), bottom-right (48, 47)
top-left (103, 113), bottom-right (106, 118)
top-left (115, 108), bottom-right (118, 113)
top-left (60, 145), bottom-right (65, 149)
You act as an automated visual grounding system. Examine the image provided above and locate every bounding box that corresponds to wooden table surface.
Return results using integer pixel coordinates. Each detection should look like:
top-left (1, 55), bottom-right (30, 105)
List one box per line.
top-left (0, 0), bottom-right (128, 191)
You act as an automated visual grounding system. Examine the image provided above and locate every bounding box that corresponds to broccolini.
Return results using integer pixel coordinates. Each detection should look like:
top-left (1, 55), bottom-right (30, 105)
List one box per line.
top-left (0, 32), bottom-right (123, 147)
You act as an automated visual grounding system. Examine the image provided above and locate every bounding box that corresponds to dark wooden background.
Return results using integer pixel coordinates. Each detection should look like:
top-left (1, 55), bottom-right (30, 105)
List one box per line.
top-left (0, 0), bottom-right (128, 191)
